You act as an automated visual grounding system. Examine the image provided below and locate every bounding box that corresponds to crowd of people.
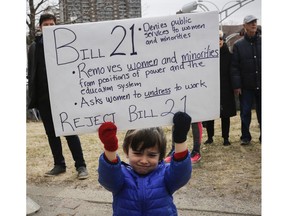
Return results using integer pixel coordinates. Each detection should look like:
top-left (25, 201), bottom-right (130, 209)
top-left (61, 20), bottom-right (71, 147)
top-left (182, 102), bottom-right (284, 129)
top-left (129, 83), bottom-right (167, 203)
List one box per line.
top-left (27, 12), bottom-right (261, 215)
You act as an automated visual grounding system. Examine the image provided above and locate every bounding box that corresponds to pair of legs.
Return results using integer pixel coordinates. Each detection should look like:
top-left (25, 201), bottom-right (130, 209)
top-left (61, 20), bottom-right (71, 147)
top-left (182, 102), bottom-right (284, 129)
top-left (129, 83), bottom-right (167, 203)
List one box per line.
top-left (239, 89), bottom-right (261, 143)
top-left (38, 99), bottom-right (87, 170)
top-left (204, 117), bottom-right (231, 145)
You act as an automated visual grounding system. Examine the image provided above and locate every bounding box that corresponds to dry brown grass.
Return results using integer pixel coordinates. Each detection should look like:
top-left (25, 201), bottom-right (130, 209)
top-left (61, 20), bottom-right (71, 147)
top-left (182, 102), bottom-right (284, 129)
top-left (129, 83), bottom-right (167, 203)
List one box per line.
top-left (26, 111), bottom-right (261, 201)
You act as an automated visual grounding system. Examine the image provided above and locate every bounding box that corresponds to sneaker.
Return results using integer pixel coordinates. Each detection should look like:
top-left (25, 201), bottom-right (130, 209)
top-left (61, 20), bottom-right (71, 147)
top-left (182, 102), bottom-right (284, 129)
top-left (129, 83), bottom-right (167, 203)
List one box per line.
top-left (191, 151), bottom-right (201, 164)
top-left (241, 139), bottom-right (251, 145)
top-left (204, 138), bottom-right (213, 144)
top-left (223, 139), bottom-right (231, 146)
top-left (44, 165), bottom-right (66, 177)
top-left (164, 149), bottom-right (174, 163)
top-left (164, 156), bottom-right (172, 163)
top-left (77, 166), bottom-right (89, 180)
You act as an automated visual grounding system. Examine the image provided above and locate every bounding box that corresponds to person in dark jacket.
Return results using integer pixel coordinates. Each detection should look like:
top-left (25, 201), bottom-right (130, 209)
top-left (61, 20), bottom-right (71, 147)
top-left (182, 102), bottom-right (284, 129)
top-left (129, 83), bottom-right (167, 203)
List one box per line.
top-left (27, 13), bottom-right (88, 179)
top-left (203, 30), bottom-right (236, 146)
top-left (97, 112), bottom-right (192, 216)
top-left (230, 15), bottom-right (261, 145)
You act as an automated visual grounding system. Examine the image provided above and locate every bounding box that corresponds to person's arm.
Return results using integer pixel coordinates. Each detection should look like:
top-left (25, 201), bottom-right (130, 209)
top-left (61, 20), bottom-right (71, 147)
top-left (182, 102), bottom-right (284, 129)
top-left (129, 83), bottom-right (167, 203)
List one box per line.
top-left (27, 43), bottom-right (36, 108)
top-left (172, 112), bottom-right (191, 160)
top-left (98, 122), bottom-right (124, 193)
top-left (230, 43), bottom-right (242, 95)
top-left (165, 112), bottom-right (192, 193)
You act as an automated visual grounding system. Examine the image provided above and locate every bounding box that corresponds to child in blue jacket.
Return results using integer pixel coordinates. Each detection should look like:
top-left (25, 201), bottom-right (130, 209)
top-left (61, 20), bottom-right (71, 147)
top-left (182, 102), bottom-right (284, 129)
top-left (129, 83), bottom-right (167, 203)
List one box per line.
top-left (97, 111), bottom-right (192, 216)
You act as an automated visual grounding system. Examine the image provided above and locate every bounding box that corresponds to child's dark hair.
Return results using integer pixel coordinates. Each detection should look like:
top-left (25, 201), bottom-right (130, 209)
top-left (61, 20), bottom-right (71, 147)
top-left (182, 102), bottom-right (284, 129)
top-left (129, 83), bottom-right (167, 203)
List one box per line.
top-left (123, 127), bottom-right (167, 161)
top-left (39, 13), bottom-right (56, 26)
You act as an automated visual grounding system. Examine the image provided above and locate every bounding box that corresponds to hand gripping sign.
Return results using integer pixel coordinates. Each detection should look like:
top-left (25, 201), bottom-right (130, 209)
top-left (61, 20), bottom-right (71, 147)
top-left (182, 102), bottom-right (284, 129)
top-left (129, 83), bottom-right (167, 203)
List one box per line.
top-left (43, 11), bottom-right (219, 136)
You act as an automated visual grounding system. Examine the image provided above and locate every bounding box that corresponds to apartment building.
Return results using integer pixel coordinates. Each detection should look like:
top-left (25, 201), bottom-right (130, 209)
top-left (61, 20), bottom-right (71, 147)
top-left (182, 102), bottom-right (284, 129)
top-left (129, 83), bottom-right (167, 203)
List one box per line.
top-left (59, 0), bottom-right (141, 24)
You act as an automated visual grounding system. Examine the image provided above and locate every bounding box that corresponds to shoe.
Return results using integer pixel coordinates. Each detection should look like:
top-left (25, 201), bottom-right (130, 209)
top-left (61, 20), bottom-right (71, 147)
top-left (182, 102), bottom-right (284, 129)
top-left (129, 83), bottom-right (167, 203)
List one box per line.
top-left (164, 156), bottom-right (172, 163)
top-left (44, 165), bottom-right (66, 177)
top-left (77, 166), bottom-right (89, 180)
top-left (204, 138), bottom-right (213, 144)
top-left (164, 149), bottom-right (174, 163)
top-left (223, 139), bottom-right (231, 146)
top-left (191, 151), bottom-right (201, 164)
top-left (241, 139), bottom-right (251, 145)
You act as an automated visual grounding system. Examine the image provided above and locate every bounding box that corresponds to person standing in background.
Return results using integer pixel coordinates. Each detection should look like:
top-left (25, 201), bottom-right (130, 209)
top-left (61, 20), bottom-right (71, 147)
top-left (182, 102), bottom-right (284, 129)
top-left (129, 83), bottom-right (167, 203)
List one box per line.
top-left (230, 15), bottom-right (261, 145)
top-left (203, 30), bottom-right (236, 146)
top-left (27, 13), bottom-right (89, 179)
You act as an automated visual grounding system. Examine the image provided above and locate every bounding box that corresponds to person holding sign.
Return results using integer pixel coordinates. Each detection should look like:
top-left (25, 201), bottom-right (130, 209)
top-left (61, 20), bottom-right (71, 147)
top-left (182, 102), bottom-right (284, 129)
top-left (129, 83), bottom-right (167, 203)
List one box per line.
top-left (97, 112), bottom-right (192, 215)
top-left (27, 13), bottom-right (88, 179)
top-left (203, 30), bottom-right (236, 146)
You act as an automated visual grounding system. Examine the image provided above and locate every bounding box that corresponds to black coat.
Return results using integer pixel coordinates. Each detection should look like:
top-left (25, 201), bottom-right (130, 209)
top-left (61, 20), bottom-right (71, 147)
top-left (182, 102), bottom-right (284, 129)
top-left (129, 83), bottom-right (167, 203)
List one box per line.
top-left (220, 43), bottom-right (236, 118)
top-left (27, 41), bottom-right (37, 109)
top-left (230, 32), bottom-right (261, 90)
top-left (27, 35), bottom-right (50, 109)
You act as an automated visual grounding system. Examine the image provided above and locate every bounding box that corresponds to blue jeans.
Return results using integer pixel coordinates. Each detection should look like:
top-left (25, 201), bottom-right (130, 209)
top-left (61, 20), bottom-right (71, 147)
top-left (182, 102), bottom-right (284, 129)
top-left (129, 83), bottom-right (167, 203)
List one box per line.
top-left (239, 89), bottom-right (261, 141)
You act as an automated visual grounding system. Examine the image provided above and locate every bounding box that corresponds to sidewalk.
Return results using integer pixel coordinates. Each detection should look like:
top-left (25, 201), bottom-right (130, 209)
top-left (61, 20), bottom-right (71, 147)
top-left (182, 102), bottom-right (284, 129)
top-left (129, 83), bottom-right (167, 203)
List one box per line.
top-left (27, 184), bottom-right (261, 216)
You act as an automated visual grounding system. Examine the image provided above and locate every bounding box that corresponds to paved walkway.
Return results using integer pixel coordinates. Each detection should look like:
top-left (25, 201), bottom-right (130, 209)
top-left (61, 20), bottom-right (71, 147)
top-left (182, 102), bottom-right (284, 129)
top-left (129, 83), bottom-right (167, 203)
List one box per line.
top-left (27, 184), bottom-right (261, 216)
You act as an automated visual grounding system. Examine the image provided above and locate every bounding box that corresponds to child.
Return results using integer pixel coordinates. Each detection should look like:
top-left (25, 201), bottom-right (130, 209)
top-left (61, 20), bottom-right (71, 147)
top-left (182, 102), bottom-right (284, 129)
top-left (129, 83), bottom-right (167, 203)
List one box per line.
top-left (97, 111), bottom-right (192, 215)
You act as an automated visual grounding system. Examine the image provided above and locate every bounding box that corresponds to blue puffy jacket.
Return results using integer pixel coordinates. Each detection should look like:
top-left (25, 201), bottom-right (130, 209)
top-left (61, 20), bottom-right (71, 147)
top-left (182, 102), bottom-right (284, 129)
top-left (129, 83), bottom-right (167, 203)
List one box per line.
top-left (98, 153), bottom-right (192, 216)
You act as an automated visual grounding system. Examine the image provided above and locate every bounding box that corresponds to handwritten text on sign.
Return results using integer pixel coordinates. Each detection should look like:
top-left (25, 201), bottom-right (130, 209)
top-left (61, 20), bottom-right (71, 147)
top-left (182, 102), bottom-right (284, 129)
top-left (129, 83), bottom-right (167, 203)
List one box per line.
top-left (43, 11), bottom-right (220, 136)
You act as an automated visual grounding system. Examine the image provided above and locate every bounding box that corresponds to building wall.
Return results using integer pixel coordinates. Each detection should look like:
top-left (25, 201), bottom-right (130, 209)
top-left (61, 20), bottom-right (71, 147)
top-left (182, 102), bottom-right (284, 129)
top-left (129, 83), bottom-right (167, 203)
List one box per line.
top-left (59, 0), bottom-right (141, 24)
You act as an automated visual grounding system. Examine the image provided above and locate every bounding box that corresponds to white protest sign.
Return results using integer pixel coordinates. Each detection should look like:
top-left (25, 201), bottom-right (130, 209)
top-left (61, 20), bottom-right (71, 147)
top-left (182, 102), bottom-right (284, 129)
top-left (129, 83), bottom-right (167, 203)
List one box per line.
top-left (43, 11), bottom-right (220, 136)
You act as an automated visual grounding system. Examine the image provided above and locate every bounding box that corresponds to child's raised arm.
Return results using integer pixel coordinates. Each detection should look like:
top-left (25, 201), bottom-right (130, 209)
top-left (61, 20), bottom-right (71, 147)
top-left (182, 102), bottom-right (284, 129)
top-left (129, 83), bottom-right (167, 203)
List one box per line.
top-left (172, 112), bottom-right (191, 153)
top-left (98, 122), bottom-right (118, 162)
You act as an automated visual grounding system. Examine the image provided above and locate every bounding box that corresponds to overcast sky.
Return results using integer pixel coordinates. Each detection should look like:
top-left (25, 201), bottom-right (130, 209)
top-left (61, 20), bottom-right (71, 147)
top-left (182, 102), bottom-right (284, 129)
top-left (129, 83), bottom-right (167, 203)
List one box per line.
top-left (141, 0), bottom-right (261, 25)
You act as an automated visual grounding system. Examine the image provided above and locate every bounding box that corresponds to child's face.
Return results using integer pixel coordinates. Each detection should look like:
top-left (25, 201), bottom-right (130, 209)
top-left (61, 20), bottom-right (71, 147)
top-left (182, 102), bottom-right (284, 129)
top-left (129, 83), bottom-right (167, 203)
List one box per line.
top-left (127, 146), bottom-right (160, 175)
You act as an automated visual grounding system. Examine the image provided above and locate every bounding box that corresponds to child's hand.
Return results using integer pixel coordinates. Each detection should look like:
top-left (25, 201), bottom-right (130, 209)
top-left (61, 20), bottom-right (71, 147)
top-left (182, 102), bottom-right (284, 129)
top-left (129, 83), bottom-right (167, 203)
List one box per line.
top-left (98, 122), bottom-right (118, 152)
top-left (173, 112), bottom-right (191, 143)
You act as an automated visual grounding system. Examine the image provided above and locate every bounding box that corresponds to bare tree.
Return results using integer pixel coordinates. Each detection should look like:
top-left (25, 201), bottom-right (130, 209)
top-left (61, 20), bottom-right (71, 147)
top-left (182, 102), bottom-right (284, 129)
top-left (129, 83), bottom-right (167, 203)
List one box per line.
top-left (26, 0), bottom-right (59, 45)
